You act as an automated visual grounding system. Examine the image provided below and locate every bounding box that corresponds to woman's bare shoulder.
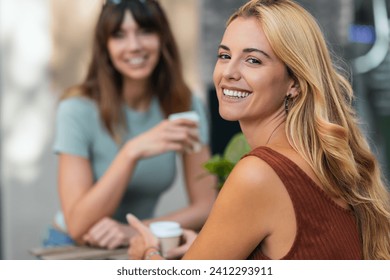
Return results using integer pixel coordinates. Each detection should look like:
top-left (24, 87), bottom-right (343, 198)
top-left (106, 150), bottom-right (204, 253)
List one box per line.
top-left (222, 155), bottom-right (286, 201)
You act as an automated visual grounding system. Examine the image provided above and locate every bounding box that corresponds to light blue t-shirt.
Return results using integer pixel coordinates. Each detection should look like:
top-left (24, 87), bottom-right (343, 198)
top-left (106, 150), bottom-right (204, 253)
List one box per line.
top-left (53, 95), bottom-right (209, 229)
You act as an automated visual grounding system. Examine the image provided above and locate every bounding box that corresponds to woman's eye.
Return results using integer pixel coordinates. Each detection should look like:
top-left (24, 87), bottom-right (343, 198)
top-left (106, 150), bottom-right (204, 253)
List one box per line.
top-left (247, 57), bottom-right (261, 64)
top-left (217, 53), bottom-right (231, 60)
top-left (112, 30), bottom-right (125, 38)
top-left (139, 28), bottom-right (154, 35)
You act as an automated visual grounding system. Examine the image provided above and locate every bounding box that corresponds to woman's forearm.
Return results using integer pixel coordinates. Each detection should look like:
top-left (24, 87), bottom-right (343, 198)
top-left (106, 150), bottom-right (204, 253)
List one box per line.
top-left (65, 142), bottom-right (139, 239)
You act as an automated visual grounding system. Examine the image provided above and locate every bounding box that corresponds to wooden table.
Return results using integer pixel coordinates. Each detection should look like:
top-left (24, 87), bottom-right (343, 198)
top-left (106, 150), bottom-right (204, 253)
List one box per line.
top-left (29, 245), bottom-right (129, 260)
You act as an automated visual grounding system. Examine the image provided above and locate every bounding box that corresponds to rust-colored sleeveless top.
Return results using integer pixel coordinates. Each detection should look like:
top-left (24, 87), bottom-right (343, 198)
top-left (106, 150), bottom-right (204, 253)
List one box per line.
top-left (245, 147), bottom-right (362, 260)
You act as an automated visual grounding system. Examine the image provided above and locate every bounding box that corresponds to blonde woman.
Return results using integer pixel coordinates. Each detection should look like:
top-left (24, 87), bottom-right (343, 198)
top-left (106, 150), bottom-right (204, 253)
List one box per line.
top-left (128, 0), bottom-right (390, 260)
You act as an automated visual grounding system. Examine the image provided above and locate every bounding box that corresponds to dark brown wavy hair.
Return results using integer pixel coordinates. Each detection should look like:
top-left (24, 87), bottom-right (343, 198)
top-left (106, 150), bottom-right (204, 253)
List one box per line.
top-left (64, 0), bottom-right (191, 143)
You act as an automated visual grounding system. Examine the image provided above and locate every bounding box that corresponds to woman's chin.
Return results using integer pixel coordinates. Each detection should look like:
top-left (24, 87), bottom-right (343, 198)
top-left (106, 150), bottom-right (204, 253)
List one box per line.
top-left (218, 110), bottom-right (240, 122)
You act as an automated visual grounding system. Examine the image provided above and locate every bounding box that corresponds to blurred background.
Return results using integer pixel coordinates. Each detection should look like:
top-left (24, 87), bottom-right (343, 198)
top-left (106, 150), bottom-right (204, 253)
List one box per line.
top-left (0, 0), bottom-right (389, 259)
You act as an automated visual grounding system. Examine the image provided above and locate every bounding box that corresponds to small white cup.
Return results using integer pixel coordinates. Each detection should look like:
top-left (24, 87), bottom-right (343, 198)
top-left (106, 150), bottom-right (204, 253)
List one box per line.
top-left (168, 111), bottom-right (201, 153)
top-left (168, 111), bottom-right (200, 122)
top-left (149, 221), bottom-right (183, 257)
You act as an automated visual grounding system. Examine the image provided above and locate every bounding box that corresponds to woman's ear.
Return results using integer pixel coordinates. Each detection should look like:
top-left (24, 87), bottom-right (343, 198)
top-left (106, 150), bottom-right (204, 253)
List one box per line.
top-left (288, 82), bottom-right (300, 98)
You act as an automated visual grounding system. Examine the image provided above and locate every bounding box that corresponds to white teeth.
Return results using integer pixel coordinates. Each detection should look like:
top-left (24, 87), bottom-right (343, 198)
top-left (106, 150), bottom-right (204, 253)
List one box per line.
top-left (127, 57), bottom-right (145, 65)
top-left (223, 89), bottom-right (250, 98)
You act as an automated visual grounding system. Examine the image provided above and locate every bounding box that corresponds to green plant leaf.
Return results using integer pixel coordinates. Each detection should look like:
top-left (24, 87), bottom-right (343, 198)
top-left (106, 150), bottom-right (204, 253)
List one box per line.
top-left (203, 157), bottom-right (234, 177)
top-left (202, 132), bottom-right (251, 190)
top-left (223, 132), bottom-right (251, 163)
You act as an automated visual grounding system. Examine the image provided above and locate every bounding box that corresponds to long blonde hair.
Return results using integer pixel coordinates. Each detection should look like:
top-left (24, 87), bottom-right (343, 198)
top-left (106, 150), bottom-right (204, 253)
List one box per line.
top-left (230, 0), bottom-right (390, 259)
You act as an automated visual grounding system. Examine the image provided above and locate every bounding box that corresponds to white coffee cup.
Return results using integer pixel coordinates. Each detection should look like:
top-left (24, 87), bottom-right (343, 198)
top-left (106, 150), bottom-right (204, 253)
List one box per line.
top-left (149, 221), bottom-right (183, 258)
top-left (168, 111), bottom-right (201, 153)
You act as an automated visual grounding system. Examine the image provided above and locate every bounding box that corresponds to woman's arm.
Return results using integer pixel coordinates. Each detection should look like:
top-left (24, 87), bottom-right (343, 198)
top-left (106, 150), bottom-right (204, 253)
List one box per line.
top-left (128, 156), bottom-right (283, 259)
top-left (58, 147), bottom-right (138, 244)
top-left (142, 145), bottom-right (218, 231)
top-left (60, 119), bottom-right (200, 245)
top-left (182, 156), bottom-right (278, 259)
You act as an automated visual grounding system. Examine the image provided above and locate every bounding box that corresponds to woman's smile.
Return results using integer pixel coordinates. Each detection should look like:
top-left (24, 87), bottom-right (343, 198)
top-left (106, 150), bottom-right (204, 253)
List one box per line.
top-left (222, 88), bottom-right (252, 99)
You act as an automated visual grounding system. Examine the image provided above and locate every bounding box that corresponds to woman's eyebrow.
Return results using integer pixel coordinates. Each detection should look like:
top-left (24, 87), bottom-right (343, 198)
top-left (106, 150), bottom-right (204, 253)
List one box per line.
top-left (243, 48), bottom-right (271, 59)
top-left (218, 44), bottom-right (230, 51)
top-left (218, 45), bottom-right (271, 59)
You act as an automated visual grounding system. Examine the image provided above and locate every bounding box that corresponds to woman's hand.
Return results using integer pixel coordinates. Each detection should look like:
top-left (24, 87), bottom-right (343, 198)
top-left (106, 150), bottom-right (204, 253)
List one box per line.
top-left (82, 217), bottom-right (136, 249)
top-left (127, 214), bottom-right (159, 260)
top-left (125, 119), bottom-right (199, 160)
top-left (127, 214), bottom-right (197, 260)
top-left (164, 229), bottom-right (197, 259)
top-left (127, 233), bottom-right (147, 260)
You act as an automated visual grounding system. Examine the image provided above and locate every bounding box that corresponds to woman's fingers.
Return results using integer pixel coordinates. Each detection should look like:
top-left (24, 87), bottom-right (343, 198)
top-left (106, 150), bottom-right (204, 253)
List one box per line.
top-left (163, 121), bottom-right (201, 153)
top-left (163, 229), bottom-right (197, 259)
top-left (128, 119), bottom-right (200, 158)
top-left (128, 234), bottom-right (146, 260)
top-left (164, 120), bottom-right (200, 142)
top-left (126, 214), bottom-right (159, 248)
top-left (82, 217), bottom-right (130, 249)
top-left (126, 214), bottom-right (148, 236)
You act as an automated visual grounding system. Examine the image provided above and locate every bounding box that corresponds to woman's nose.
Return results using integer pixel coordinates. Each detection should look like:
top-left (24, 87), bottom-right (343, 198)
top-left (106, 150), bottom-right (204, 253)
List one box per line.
top-left (125, 33), bottom-right (142, 51)
top-left (222, 60), bottom-right (241, 80)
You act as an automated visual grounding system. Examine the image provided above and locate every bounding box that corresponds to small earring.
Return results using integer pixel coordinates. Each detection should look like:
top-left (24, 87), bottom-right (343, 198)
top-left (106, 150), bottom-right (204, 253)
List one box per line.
top-left (285, 93), bottom-right (292, 114)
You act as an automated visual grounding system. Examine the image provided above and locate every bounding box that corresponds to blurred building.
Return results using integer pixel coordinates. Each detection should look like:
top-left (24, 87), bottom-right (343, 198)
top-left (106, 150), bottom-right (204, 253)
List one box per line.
top-left (348, 0), bottom-right (390, 182)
